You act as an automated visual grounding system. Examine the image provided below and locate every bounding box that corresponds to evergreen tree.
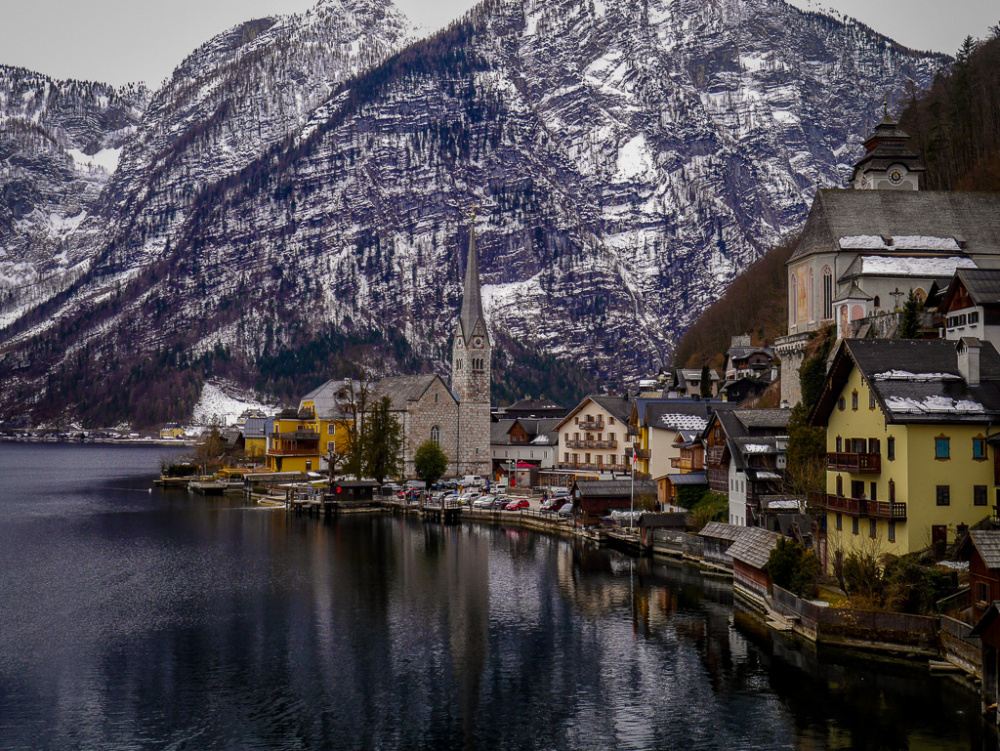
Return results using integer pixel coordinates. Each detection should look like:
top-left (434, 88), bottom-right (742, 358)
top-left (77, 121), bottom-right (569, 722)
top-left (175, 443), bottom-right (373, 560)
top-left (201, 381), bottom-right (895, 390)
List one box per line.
top-left (899, 290), bottom-right (924, 339)
top-left (364, 396), bottom-right (403, 483)
top-left (699, 363), bottom-right (712, 398)
top-left (414, 440), bottom-right (449, 488)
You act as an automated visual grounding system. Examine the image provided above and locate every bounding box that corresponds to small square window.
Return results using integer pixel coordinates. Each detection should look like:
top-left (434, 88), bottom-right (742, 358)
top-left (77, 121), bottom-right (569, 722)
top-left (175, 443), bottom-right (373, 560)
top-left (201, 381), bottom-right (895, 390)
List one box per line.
top-left (936, 485), bottom-right (950, 506)
top-left (935, 437), bottom-right (950, 460)
top-left (975, 485), bottom-right (988, 506)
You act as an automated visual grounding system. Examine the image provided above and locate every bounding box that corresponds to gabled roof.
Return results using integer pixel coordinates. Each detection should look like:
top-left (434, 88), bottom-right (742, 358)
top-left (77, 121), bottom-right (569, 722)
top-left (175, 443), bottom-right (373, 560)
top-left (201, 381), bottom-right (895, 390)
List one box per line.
top-left (958, 530), bottom-right (1000, 569)
top-left (299, 378), bottom-right (363, 420)
top-left (735, 409), bottom-right (790, 431)
top-left (243, 416), bottom-right (269, 439)
top-left (789, 190), bottom-right (1000, 263)
top-left (505, 398), bottom-right (565, 413)
top-left (371, 375), bottom-right (456, 411)
top-left (811, 339), bottom-right (1000, 426)
top-left (491, 420), bottom-right (516, 445)
top-left (839, 255), bottom-right (977, 283)
top-left (575, 479), bottom-right (657, 498)
top-left (698, 521), bottom-right (747, 542)
top-left (727, 528), bottom-right (781, 570)
top-left (556, 394), bottom-right (635, 430)
top-left (942, 268), bottom-right (1000, 311)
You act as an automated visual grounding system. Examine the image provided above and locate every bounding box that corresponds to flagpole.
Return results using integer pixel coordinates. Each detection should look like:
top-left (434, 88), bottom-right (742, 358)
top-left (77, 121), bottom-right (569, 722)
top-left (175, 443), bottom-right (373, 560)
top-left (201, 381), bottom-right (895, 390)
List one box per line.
top-left (630, 451), bottom-right (635, 531)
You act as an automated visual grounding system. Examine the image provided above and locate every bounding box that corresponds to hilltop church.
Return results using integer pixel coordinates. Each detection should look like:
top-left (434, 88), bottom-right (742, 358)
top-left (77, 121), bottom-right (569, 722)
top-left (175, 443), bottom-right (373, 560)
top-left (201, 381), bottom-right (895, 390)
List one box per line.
top-left (775, 110), bottom-right (1000, 404)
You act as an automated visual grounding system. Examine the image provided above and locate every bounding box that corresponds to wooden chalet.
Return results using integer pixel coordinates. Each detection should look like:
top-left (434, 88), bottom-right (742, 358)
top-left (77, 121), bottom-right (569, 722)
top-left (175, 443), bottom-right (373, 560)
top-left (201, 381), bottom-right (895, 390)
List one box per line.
top-left (698, 522), bottom-right (747, 569)
top-left (726, 528), bottom-right (781, 605)
top-left (958, 530), bottom-right (1000, 622)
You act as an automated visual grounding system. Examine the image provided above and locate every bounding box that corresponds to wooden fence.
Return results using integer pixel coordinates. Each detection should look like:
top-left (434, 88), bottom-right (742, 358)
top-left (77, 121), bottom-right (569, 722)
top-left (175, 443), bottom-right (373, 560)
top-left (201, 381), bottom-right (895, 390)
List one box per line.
top-left (940, 615), bottom-right (982, 674)
top-left (771, 585), bottom-right (939, 651)
top-left (651, 530), bottom-right (704, 559)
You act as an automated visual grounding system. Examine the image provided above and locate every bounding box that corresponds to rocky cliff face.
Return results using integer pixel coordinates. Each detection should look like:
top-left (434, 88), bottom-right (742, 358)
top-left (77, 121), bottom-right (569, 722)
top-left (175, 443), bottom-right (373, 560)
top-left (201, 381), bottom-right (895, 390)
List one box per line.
top-left (0, 68), bottom-right (148, 326)
top-left (0, 0), bottom-right (948, 425)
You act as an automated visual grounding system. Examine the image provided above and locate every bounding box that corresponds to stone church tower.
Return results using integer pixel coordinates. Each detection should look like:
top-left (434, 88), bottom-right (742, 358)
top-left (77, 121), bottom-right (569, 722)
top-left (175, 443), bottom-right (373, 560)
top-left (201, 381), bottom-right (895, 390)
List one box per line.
top-left (451, 221), bottom-right (491, 478)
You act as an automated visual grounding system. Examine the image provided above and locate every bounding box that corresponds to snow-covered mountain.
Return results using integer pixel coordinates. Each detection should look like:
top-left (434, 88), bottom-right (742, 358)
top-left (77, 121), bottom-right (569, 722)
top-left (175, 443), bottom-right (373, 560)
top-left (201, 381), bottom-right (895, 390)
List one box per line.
top-left (0, 0), bottom-right (947, 425)
top-left (0, 68), bottom-right (148, 327)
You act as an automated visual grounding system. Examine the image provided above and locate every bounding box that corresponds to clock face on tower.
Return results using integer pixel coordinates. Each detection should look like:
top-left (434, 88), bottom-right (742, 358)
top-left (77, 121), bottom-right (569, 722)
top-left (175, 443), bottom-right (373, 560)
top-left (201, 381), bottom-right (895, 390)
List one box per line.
top-left (889, 167), bottom-right (904, 185)
top-left (472, 335), bottom-right (484, 349)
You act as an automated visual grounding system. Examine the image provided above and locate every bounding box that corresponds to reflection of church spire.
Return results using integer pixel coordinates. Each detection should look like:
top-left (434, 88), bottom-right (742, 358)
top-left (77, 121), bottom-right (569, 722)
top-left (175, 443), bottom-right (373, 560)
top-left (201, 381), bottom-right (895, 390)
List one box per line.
top-left (458, 216), bottom-right (486, 346)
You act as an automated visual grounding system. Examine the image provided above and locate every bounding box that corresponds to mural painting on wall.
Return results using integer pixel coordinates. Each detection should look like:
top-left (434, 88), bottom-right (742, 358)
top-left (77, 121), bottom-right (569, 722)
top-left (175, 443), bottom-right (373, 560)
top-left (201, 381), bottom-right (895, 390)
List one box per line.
top-left (840, 305), bottom-right (849, 336)
top-left (796, 266), bottom-right (809, 324)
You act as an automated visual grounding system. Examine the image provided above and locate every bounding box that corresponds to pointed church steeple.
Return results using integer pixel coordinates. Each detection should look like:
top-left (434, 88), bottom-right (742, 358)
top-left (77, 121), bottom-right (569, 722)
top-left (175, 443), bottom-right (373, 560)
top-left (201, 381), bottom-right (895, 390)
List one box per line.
top-left (458, 217), bottom-right (487, 345)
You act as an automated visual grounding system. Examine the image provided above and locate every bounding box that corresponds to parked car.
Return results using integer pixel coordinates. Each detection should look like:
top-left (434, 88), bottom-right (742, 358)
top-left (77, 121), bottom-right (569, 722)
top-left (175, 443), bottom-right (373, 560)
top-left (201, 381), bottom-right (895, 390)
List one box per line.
top-left (540, 495), bottom-right (570, 512)
top-left (473, 495), bottom-right (495, 509)
top-left (491, 496), bottom-right (509, 510)
top-left (557, 501), bottom-right (574, 517)
top-left (505, 498), bottom-right (529, 511)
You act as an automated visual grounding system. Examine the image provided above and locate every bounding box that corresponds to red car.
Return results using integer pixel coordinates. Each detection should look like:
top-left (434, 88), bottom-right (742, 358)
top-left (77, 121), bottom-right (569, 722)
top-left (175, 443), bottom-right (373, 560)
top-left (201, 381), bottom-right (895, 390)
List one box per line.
top-left (504, 498), bottom-right (529, 511)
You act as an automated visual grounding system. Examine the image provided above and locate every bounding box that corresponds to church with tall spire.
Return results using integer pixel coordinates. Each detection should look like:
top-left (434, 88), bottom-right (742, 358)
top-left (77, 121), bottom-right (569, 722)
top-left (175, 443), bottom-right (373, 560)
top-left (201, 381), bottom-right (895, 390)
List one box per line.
top-left (451, 217), bottom-right (492, 477)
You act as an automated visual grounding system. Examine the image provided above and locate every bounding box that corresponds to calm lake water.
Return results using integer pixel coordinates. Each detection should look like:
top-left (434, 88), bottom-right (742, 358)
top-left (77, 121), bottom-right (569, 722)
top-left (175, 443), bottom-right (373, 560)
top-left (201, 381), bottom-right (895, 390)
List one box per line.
top-left (0, 443), bottom-right (993, 750)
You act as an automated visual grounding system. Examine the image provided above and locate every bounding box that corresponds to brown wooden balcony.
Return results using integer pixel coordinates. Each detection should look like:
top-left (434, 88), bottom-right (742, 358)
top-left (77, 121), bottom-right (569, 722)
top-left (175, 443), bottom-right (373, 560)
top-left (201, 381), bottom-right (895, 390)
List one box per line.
top-left (267, 446), bottom-right (321, 457)
top-left (671, 457), bottom-right (699, 471)
top-left (812, 492), bottom-right (906, 520)
top-left (827, 452), bottom-right (881, 473)
top-left (578, 419), bottom-right (605, 431)
top-left (565, 439), bottom-right (618, 449)
top-left (556, 462), bottom-right (628, 472)
top-left (627, 425), bottom-right (640, 437)
top-left (275, 430), bottom-right (320, 441)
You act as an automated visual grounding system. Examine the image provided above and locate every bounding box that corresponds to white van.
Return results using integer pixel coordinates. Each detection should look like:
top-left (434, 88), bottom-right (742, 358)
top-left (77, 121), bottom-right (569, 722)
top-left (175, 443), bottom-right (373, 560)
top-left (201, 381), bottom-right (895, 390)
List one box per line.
top-left (461, 475), bottom-right (486, 488)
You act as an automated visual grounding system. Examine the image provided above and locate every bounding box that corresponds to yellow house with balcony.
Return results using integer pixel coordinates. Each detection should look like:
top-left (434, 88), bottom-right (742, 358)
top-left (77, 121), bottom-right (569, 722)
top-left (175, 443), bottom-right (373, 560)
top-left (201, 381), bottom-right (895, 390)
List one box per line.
top-left (811, 338), bottom-right (1000, 572)
top-left (265, 380), bottom-right (358, 474)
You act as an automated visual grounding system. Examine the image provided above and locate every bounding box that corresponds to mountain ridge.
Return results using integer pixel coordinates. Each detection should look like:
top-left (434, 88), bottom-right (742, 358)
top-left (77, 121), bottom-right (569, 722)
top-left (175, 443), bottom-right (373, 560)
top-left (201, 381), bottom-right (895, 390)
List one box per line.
top-left (0, 0), bottom-right (949, 426)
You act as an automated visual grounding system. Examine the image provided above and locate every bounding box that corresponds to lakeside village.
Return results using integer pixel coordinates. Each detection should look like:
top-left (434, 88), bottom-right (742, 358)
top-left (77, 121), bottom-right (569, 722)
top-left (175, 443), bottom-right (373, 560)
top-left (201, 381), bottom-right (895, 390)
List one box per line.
top-left (10, 114), bottom-right (1000, 717)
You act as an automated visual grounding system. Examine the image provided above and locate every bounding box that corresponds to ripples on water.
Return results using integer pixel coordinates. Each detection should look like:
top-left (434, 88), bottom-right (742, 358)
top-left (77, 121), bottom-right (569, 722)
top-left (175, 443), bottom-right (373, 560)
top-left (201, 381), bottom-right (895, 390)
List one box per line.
top-left (0, 444), bottom-right (990, 750)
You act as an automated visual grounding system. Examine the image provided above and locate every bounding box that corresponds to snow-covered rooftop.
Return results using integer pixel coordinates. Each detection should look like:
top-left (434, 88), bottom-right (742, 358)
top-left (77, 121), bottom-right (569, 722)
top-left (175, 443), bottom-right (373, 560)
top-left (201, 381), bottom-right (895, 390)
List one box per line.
top-left (854, 256), bottom-right (976, 277)
top-left (873, 370), bottom-right (961, 381)
top-left (839, 235), bottom-right (962, 251)
top-left (658, 413), bottom-right (708, 431)
top-left (884, 395), bottom-right (985, 414)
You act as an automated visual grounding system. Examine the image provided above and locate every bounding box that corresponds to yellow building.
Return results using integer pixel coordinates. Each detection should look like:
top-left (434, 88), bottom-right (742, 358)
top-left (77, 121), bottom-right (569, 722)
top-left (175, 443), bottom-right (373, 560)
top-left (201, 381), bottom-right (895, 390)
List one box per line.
top-left (265, 380), bottom-right (357, 474)
top-left (812, 338), bottom-right (998, 571)
top-left (159, 424), bottom-right (185, 439)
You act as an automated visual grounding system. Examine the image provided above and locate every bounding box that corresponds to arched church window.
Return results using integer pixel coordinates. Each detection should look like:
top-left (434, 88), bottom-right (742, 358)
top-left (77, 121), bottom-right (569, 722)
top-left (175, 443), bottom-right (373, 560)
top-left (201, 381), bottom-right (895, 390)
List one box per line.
top-left (822, 266), bottom-right (833, 319)
top-left (431, 426), bottom-right (440, 445)
top-left (874, 296), bottom-right (881, 308)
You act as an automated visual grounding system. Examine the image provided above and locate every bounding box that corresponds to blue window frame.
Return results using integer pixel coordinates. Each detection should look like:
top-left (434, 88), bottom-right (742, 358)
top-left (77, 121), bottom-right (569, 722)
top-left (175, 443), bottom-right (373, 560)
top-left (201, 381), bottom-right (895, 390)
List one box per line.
top-left (973, 437), bottom-right (986, 460)
top-left (935, 437), bottom-right (950, 460)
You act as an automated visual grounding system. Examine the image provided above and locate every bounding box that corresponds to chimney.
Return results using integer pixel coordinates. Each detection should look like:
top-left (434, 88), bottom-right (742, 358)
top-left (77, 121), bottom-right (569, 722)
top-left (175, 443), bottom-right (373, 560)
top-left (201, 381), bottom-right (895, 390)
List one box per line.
top-left (957, 337), bottom-right (981, 386)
